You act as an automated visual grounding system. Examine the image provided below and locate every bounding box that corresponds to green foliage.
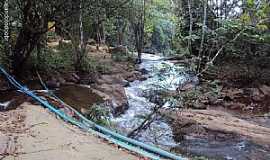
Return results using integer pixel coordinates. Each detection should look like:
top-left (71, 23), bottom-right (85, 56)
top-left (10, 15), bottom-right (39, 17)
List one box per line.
top-left (170, 80), bottom-right (222, 109)
top-left (0, 55), bottom-right (10, 69)
top-left (214, 19), bottom-right (270, 58)
top-left (80, 57), bottom-right (111, 74)
top-left (179, 88), bottom-right (202, 108)
top-left (144, 0), bottom-right (175, 54)
top-left (47, 31), bottom-right (57, 42)
top-left (31, 43), bottom-right (110, 74)
top-left (33, 46), bottom-right (74, 72)
top-left (86, 103), bottom-right (111, 126)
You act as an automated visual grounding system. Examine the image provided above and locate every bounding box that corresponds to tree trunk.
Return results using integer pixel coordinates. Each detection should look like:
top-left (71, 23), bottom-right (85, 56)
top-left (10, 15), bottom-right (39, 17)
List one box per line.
top-left (12, 27), bottom-right (39, 77)
top-left (197, 0), bottom-right (207, 73)
top-left (75, 0), bottom-right (84, 71)
top-left (187, 0), bottom-right (193, 54)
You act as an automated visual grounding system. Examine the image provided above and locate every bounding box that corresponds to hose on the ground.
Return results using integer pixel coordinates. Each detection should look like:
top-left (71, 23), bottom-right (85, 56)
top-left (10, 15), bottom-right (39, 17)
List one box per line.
top-left (0, 66), bottom-right (186, 160)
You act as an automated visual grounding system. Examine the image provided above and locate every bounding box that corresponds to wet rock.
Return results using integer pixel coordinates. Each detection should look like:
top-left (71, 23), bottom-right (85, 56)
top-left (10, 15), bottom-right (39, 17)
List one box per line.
top-left (224, 102), bottom-right (246, 110)
top-left (56, 76), bottom-right (66, 85)
top-left (52, 72), bottom-right (66, 85)
top-left (140, 75), bottom-right (148, 81)
top-left (172, 118), bottom-right (205, 142)
top-left (55, 85), bottom-right (103, 112)
top-left (64, 73), bottom-right (81, 83)
top-left (138, 68), bottom-right (149, 75)
top-left (46, 78), bottom-right (60, 88)
top-left (178, 82), bottom-right (196, 91)
top-left (260, 85), bottom-right (270, 96)
top-left (149, 95), bottom-right (164, 106)
top-left (125, 71), bottom-right (143, 82)
top-left (97, 74), bottom-right (127, 87)
top-left (122, 80), bottom-right (130, 87)
top-left (178, 75), bottom-right (199, 91)
top-left (94, 84), bottom-right (128, 116)
top-left (96, 74), bottom-right (130, 87)
top-left (79, 73), bottom-right (99, 85)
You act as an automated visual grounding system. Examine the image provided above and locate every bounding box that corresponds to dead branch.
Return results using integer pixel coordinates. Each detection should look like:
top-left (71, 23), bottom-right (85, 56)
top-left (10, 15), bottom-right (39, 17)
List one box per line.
top-left (127, 105), bottom-right (163, 138)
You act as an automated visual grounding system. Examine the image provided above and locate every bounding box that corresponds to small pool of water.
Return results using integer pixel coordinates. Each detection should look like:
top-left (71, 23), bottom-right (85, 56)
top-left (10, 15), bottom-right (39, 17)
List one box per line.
top-left (55, 84), bottom-right (103, 112)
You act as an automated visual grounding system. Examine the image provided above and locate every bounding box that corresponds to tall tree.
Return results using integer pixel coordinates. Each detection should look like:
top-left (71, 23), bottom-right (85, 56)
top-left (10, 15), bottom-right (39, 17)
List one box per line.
top-left (130, 0), bottom-right (146, 63)
top-left (10, 0), bottom-right (83, 77)
top-left (187, 0), bottom-right (193, 54)
top-left (197, 0), bottom-right (208, 72)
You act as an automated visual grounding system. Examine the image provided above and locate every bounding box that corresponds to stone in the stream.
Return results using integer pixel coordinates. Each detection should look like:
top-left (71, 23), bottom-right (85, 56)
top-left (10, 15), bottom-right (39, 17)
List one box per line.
top-left (139, 68), bottom-right (149, 75)
top-left (94, 84), bottom-right (128, 116)
top-left (122, 80), bottom-right (130, 87)
top-left (178, 82), bottom-right (196, 91)
top-left (124, 71), bottom-right (143, 82)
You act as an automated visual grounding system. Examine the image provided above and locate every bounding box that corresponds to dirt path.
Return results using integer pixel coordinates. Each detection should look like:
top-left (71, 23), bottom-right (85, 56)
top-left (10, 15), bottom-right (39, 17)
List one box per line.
top-left (1, 103), bottom-right (138, 160)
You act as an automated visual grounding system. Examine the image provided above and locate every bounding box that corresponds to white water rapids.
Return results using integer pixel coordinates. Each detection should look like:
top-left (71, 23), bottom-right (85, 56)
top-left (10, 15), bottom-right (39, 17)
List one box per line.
top-left (112, 54), bottom-right (191, 147)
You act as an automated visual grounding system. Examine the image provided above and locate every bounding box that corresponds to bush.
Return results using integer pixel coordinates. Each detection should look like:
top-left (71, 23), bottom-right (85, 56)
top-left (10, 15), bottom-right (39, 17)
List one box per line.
top-left (86, 103), bottom-right (111, 126)
top-left (29, 45), bottom-right (74, 73)
top-left (80, 56), bottom-right (111, 74)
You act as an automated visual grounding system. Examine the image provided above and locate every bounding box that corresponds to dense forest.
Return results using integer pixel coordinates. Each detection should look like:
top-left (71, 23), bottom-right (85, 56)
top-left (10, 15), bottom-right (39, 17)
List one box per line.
top-left (0, 0), bottom-right (270, 160)
top-left (0, 0), bottom-right (269, 77)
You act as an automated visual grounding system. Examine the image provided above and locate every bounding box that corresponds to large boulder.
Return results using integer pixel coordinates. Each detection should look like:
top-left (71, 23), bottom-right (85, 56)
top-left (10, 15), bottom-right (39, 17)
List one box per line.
top-left (93, 84), bottom-right (128, 116)
top-left (46, 77), bottom-right (60, 89)
top-left (96, 74), bottom-right (129, 87)
top-left (123, 71), bottom-right (145, 82)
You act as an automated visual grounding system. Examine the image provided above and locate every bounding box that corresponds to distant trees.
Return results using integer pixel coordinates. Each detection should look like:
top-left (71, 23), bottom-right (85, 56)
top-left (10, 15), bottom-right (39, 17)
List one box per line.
top-left (1, 0), bottom-right (269, 77)
top-left (173, 0), bottom-right (270, 74)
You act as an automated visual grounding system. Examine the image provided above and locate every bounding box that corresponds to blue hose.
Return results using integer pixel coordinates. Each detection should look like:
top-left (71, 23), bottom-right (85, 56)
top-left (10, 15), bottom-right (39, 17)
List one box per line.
top-left (0, 66), bottom-right (186, 160)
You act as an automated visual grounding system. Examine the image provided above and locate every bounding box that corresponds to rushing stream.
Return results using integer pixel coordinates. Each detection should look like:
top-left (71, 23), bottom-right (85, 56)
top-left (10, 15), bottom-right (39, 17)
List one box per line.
top-left (2, 53), bottom-right (270, 160)
top-left (111, 53), bottom-right (270, 160)
top-left (112, 54), bottom-right (190, 148)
